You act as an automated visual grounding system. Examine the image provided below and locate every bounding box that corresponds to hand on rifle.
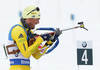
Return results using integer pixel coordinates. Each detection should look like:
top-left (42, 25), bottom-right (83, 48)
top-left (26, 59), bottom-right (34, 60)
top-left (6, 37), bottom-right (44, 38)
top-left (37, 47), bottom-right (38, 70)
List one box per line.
top-left (51, 28), bottom-right (62, 42)
top-left (41, 28), bottom-right (62, 42)
top-left (41, 34), bottom-right (51, 41)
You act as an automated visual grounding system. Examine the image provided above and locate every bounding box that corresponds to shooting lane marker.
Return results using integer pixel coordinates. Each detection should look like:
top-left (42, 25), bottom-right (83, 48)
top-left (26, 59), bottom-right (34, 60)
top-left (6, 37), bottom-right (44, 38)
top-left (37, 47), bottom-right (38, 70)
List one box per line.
top-left (77, 40), bottom-right (93, 70)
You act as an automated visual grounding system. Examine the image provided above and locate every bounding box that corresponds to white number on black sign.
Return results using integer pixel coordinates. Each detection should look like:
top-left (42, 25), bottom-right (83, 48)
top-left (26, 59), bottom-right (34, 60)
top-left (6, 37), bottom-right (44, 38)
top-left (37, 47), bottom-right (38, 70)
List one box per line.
top-left (81, 50), bottom-right (88, 64)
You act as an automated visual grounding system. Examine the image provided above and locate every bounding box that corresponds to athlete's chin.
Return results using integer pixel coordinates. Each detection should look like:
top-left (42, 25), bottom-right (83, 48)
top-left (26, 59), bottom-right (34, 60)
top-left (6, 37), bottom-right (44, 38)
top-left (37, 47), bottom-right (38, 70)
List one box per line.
top-left (31, 27), bottom-right (35, 29)
top-left (31, 26), bottom-right (35, 29)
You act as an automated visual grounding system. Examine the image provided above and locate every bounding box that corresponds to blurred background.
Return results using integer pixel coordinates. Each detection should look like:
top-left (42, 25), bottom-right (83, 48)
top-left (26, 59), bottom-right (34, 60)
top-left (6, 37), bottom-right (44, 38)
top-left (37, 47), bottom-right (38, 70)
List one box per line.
top-left (0, 0), bottom-right (100, 70)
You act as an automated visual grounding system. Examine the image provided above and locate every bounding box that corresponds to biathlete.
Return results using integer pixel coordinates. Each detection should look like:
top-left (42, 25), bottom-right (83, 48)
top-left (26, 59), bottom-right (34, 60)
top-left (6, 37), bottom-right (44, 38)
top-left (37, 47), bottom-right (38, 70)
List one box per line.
top-left (7, 5), bottom-right (62, 70)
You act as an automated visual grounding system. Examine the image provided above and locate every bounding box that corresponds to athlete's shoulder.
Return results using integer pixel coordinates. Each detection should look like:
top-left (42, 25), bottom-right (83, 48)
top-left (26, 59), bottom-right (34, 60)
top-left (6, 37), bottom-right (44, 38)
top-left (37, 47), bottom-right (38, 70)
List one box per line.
top-left (11, 22), bottom-right (26, 33)
top-left (11, 23), bottom-right (27, 40)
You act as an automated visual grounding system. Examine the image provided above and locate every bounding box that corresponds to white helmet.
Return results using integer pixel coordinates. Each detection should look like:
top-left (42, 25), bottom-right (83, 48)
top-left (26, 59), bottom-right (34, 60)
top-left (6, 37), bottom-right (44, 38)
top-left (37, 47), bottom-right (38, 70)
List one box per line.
top-left (22, 5), bottom-right (40, 19)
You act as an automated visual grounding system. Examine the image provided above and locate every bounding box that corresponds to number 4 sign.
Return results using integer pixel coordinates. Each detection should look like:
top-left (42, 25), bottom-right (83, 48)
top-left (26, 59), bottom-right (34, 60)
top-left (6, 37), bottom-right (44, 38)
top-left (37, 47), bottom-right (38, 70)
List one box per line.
top-left (77, 41), bottom-right (93, 65)
top-left (82, 50), bottom-right (88, 64)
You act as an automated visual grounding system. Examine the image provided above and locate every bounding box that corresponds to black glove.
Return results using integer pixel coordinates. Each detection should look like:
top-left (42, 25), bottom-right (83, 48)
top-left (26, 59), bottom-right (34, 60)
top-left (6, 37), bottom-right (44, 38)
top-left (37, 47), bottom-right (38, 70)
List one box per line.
top-left (41, 34), bottom-right (51, 41)
top-left (51, 28), bottom-right (62, 42)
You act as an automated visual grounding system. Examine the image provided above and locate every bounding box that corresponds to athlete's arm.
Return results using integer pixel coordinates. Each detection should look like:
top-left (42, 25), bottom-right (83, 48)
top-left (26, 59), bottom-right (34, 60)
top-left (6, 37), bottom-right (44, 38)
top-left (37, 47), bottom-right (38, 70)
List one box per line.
top-left (11, 26), bottom-right (43, 58)
top-left (32, 40), bottom-right (53, 59)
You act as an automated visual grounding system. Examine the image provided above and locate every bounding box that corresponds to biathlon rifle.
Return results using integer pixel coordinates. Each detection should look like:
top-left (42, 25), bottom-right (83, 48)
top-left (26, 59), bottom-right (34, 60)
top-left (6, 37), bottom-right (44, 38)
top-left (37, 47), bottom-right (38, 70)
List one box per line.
top-left (34, 22), bottom-right (88, 37)
top-left (32, 22), bottom-right (88, 54)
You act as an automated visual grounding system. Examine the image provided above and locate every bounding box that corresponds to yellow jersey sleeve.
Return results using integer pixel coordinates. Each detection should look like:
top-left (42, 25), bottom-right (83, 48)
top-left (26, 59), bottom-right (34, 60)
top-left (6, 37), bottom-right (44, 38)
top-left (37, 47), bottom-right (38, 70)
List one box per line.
top-left (32, 40), bottom-right (53, 59)
top-left (11, 26), bottom-right (43, 58)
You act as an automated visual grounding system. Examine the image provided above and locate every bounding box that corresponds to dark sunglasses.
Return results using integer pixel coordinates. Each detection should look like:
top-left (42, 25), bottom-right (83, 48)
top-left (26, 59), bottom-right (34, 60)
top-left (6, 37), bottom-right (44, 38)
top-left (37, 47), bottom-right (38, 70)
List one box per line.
top-left (27, 7), bottom-right (40, 15)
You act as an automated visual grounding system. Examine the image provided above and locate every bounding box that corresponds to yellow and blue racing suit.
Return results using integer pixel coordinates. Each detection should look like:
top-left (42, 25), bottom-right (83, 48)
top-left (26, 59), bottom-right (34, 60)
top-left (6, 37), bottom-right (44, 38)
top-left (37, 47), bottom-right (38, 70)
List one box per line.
top-left (7, 22), bottom-right (52, 70)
